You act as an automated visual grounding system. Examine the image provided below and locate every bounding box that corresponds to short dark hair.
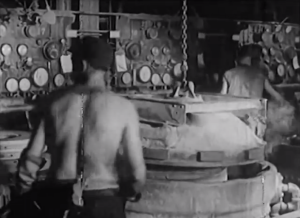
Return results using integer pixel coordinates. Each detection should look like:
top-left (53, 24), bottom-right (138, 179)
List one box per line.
top-left (81, 36), bottom-right (114, 71)
top-left (237, 44), bottom-right (262, 63)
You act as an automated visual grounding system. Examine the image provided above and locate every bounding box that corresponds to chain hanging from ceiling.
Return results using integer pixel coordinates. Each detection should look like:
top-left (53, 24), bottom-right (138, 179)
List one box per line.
top-left (181, 0), bottom-right (188, 83)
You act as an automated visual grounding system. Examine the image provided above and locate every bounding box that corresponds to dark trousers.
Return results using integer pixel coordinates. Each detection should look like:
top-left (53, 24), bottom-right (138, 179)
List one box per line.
top-left (79, 190), bottom-right (126, 218)
top-left (6, 185), bottom-right (126, 218)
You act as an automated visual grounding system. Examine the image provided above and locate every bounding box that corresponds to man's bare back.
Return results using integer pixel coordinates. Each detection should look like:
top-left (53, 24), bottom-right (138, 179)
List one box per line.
top-left (19, 85), bottom-right (145, 192)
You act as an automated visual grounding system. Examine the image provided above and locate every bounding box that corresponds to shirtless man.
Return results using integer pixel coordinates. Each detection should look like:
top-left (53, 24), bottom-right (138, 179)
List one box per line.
top-left (15, 37), bottom-right (146, 218)
top-left (220, 45), bottom-right (284, 103)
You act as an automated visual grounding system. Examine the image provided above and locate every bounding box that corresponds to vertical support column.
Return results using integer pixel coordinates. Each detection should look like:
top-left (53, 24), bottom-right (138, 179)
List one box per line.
top-left (79, 0), bottom-right (99, 31)
top-left (56, 0), bottom-right (72, 10)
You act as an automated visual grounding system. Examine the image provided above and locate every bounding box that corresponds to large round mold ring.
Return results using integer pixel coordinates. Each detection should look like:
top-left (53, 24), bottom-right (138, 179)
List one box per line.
top-left (126, 161), bottom-right (278, 218)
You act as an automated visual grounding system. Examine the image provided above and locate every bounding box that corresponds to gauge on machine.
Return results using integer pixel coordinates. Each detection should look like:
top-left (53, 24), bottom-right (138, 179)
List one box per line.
top-left (17, 44), bottom-right (28, 56)
top-left (138, 66), bottom-right (152, 83)
top-left (19, 78), bottom-right (31, 92)
top-left (151, 47), bottom-right (160, 57)
top-left (151, 73), bottom-right (161, 85)
top-left (162, 73), bottom-right (172, 85)
top-left (54, 74), bottom-right (65, 87)
top-left (32, 67), bottom-right (49, 87)
top-left (121, 72), bottom-right (132, 85)
top-left (5, 78), bottom-right (18, 92)
top-left (1, 44), bottom-right (12, 56)
top-left (162, 47), bottom-right (170, 55)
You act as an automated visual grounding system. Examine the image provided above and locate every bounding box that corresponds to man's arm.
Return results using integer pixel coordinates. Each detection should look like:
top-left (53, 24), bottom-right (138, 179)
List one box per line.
top-left (220, 77), bottom-right (228, 94)
top-left (264, 79), bottom-right (285, 103)
top-left (122, 101), bottom-right (146, 194)
top-left (17, 118), bottom-right (46, 193)
top-left (221, 70), bottom-right (231, 94)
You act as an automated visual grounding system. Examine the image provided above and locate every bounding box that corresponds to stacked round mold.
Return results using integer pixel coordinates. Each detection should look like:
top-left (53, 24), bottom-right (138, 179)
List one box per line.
top-left (126, 147), bottom-right (282, 218)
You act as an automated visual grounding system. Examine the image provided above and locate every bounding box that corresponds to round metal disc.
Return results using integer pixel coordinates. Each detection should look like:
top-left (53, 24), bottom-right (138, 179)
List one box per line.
top-left (33, 68), bottom-right (49, 87)
top-left (17, 44), bottom-right (28, 56)
top-left (122, 72), bottom-right (132, 85)
top-left (1, 44), bottom-right (12, 56)
top-left (54, 74), bottom-right (65, 87)
top-left (146, 28), bottom-right (158, 39)
top-left (138, 66), bottom-right (152, 83)
top-left (151, 74), bottom-right (161, 85)
top-left (277, 64), bottom-right (285, 77)
top-left (19, 78), bottom-right (31, 92)
top-left (6, 78), bottom-right (18, 92)
top-left (151, 47), bottom-right (160, 56)
top-left (162, 74), bottom-right (172, 85)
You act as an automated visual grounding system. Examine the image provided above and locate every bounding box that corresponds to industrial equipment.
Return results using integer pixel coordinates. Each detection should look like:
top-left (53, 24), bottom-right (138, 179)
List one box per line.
top-left (0, 7), bottom-right (74, 96)
top-left (0, 0), bottom-right (298, 217)
top-left (236, 22), bottom-right (300, 84)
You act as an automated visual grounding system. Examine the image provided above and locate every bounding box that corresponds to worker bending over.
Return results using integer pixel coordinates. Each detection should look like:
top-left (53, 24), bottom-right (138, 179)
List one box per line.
top-left (15, 37), bottom-right (146, 218)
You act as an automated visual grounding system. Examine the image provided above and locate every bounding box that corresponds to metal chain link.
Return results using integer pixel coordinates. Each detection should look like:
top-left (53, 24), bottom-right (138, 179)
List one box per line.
top-left (181, 0), bottom-right (188, 82)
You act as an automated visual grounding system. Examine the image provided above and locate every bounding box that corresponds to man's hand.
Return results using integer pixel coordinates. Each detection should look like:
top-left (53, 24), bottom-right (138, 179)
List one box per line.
top-left (220, 76), bottom-right (228, 95)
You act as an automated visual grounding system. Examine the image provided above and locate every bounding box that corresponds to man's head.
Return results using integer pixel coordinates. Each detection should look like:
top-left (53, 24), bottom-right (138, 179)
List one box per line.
top-left (236, 44), bottom-right (263, 66)
top-left (72, 36), bottom-right (114, 85)
top-left (81, 36), bottom-right (114, 72)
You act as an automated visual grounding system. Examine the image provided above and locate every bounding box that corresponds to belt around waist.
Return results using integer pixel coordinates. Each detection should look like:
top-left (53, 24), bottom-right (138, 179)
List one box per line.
top-left (41, 178), bottom-right (119, 191)
top-left (83, 179), bottom-right (119, 191)
top-left (83, 188), bottom-right (119, 197)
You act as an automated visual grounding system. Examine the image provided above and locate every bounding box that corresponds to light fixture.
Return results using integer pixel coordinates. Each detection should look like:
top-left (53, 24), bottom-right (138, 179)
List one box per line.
top-left (54, 73), bottom-right (65, 87)
top-left (5, 78), bottom-right (18, 92)
top-left (162, 73), bottom-right (172, 85)
top-left (121, 72), bottom-right (132, 85)
top-left (138, 66), bottom-right (152, 83)
top-left (32, 67), bottom-right (49, 87)
top-left (19, 78), bottom-right (31, 92)
top-left (1, 44), bottom-right (12, 56)
top-left (17, 44), bottom-right (28, 56)
top-left (151, 73), bottom-right (161, 85)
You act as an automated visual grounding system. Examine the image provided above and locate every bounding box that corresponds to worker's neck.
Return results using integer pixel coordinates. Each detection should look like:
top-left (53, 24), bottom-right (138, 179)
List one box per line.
top-left (85, 70), bottom-right (106, 89)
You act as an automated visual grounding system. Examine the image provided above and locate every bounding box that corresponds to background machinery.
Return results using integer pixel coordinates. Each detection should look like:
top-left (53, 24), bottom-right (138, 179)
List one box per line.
top-left (0, 0), bottom-right (299, 218)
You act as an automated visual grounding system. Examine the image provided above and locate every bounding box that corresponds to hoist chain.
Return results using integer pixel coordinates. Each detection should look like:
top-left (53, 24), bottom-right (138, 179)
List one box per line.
top-left (181, 0), bottom-right (188, 82)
